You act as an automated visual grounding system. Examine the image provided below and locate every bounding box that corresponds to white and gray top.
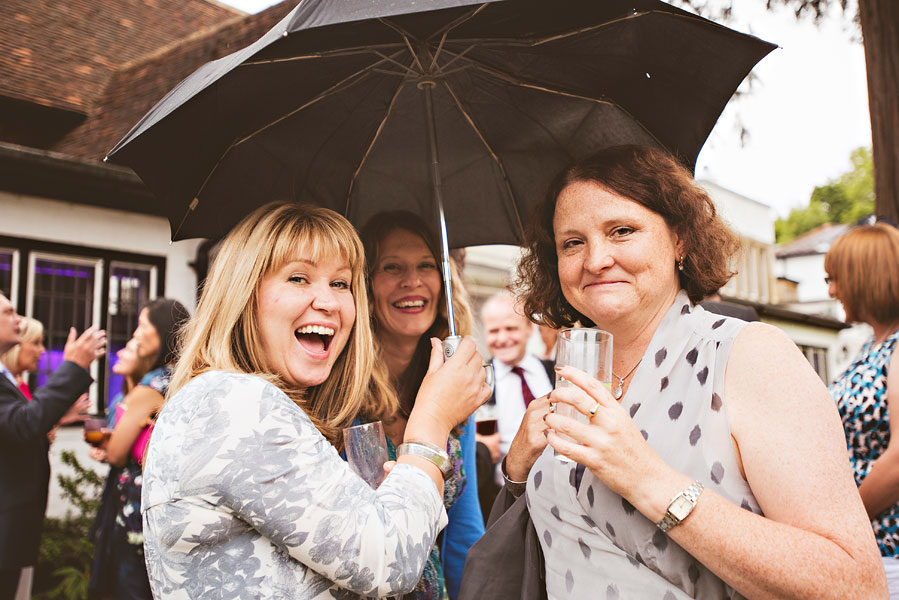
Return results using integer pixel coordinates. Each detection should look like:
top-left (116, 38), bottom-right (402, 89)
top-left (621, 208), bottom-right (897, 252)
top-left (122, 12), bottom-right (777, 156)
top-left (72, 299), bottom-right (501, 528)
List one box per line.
top-left (528, 291), bottom-right (761, 599)
top-left (142, 371), bottom-right (447, 599)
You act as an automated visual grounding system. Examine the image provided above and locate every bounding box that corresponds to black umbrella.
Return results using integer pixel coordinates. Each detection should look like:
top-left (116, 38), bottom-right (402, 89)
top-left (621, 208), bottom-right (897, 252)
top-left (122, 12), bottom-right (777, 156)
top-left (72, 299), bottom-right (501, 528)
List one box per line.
top-left (107, 0), bottom-right (774, 346)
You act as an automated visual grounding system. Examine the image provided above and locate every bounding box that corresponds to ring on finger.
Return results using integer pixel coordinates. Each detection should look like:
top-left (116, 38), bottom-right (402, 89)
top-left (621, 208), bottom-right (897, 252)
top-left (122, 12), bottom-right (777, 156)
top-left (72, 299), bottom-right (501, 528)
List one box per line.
top-left (588, 401), bottom-right (601, 418)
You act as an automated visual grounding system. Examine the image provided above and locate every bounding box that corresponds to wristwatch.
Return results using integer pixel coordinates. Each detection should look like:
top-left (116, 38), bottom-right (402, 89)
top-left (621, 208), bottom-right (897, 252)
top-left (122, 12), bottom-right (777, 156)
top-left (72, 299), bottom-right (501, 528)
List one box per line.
top-left (657, 480), bottom-right (704, 532)
top-left (397, 441), bottom-right (453, 480)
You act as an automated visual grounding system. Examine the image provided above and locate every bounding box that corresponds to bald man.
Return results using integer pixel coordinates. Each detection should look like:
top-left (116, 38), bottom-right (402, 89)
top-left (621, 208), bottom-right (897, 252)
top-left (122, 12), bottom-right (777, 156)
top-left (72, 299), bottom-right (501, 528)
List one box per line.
top-left (476, 294), bottom-right (553, 496)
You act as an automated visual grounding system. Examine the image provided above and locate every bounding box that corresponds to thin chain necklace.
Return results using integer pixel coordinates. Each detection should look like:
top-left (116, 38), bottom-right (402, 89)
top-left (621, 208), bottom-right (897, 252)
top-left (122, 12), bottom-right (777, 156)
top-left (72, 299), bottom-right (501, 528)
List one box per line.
top-left (611, 358), bottom-right (642, 400)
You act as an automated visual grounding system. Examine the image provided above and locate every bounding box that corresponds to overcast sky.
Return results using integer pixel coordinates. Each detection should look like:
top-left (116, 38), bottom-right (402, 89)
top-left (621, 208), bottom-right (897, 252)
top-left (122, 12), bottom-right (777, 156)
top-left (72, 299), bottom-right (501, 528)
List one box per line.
top-left (219, 0), bottom-right (870, 218)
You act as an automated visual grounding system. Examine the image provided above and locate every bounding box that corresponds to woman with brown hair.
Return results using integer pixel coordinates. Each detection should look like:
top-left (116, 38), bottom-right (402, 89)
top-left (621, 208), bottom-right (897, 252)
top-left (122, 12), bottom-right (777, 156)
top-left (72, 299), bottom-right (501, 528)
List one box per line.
top-left (498, 144), bottom-right (885, 598)
top-left (826, 222), bottom-right (899, 597)
top-left (360, 211), bottom-right (486, 600)
top-left (142, 202), bottom-right (489, 599)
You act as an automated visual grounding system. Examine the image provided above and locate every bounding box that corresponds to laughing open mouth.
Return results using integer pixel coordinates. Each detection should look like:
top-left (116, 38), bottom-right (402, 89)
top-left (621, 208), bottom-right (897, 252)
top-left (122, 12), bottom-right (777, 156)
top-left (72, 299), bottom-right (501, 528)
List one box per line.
top-left (295, 324), bottom-right (335, 353)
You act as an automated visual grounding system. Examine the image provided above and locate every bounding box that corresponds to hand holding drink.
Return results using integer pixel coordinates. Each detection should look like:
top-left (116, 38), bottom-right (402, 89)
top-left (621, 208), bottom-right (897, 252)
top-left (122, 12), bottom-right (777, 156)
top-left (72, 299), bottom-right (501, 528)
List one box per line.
top-left (83, 416), bottom-right (111, 447)
top-left (552, 328), bottom-right (612, 460)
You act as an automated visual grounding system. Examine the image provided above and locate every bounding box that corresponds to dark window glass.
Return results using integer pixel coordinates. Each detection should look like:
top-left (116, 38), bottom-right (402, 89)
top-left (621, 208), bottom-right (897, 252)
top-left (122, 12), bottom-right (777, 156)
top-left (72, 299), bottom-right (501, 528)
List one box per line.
top-left (106, 264), bottom-right (153, 407)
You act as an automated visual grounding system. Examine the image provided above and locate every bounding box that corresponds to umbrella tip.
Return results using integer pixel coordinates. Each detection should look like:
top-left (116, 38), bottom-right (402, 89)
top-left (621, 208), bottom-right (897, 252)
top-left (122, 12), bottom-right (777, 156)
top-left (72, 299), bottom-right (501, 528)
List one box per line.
top-left (282, 30), bottom-right (288, 37)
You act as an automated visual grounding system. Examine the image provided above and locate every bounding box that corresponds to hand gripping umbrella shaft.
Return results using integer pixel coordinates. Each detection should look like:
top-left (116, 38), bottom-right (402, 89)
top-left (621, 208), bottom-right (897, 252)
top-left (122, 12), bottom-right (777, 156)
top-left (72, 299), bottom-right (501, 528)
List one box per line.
top-left (419, 78), bottom-right (463, 359)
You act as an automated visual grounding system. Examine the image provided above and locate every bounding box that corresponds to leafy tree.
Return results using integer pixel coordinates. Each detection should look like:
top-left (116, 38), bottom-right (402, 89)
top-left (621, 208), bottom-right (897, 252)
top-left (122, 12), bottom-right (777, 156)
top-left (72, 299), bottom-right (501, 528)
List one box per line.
top-left (677, 0), bottom-right (898, 224)
top-left (775, 146), bottom-right (873, 243)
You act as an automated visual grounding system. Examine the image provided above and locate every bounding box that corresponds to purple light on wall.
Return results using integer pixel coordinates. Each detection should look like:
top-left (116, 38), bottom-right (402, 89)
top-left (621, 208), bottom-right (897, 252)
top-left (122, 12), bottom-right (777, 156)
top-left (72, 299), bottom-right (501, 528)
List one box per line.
top-left (34, 266), bottom-right (93, 279)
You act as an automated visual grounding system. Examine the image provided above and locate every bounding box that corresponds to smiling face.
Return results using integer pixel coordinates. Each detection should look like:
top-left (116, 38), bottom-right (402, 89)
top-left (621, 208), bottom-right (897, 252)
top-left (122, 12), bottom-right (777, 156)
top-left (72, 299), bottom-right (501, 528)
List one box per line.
top-left (134, 307), bottom-right (161, 360)
top-left (255, 250), bottom-right (356, 391)
top-left (554, 181), bottom-right (682, 327)
top-left (113, 338), bottom-right (141, 376)
top-left (370, 228), bottom-right (442, 343)
top-left (483, 297), bottom-right (532, 367)
top-left (0, 294), bottom-right (21, 355)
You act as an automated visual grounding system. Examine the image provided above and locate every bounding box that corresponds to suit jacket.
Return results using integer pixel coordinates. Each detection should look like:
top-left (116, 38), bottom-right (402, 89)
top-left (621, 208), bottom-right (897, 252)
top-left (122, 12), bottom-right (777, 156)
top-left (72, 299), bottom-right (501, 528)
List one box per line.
top-left (0, 361), bottom-right (92, 568)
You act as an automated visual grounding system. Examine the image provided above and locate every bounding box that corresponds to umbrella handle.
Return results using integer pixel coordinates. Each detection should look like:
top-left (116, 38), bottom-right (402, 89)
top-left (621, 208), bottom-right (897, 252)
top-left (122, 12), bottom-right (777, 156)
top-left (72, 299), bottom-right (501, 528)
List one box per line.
top-left (442, 335), bottom-right (463, 359)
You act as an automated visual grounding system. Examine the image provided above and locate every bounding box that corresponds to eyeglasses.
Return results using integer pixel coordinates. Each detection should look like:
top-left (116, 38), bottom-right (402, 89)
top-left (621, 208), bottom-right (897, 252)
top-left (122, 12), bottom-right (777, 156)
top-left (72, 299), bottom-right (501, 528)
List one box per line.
top-left (824, 276), bottom-right (833, 285)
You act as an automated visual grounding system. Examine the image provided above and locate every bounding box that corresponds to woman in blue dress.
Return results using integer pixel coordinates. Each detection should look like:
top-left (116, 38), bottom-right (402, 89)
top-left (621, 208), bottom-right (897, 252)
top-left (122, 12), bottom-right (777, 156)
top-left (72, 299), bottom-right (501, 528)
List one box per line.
top-left (361, 211), bottom-right (485, 600)
top-left (827, 222), bottom-right (899, 597)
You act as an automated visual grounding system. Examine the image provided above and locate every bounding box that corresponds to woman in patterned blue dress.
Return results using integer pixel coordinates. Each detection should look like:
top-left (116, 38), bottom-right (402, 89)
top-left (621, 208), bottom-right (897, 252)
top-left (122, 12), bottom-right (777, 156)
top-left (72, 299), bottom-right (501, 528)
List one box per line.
top-left (497, 145), bottom-right (885, 599)
top-left (141, 202), bottom-right (490, 599)
top-left (826, 222), bottom-right (899, 597)
top-left (361, 211), bottom-right (486, 600)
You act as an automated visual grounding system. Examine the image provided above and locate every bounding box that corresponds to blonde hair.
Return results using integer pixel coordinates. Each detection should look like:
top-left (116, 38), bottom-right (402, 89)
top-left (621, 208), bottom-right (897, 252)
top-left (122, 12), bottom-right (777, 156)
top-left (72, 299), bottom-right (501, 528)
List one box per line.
top-left (170, 202), bottom-right (394, 450)
top-left (825, 223), bottom-right (899, 324)
top-left (360, 211), bottom-right (472, 418)
top-left (1, 316), bottom-right (43, 376)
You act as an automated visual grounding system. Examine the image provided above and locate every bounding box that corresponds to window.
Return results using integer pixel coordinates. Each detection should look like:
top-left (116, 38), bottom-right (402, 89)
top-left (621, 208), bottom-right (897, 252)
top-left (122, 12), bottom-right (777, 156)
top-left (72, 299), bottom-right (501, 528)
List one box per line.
top-left (0, 235), bottom-right (165, 414)
top-left (106, 263), bottom-right (158, 402)
top-left (27, 253), bottom-right (103, 403)
top-left (0, 248), bottom-right (17, 302)
top-left (799, 344), bottom-right (828, 382)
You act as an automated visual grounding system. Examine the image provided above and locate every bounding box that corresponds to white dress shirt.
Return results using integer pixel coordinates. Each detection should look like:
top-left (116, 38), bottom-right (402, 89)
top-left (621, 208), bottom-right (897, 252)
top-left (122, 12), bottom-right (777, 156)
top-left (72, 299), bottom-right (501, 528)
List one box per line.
top-left (491, 353), bottom-right (553, 482)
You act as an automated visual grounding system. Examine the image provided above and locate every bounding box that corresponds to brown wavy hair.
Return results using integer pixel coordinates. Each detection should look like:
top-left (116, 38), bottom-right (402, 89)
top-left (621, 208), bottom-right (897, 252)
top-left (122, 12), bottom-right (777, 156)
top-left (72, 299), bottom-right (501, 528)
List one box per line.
top-left (361, 211), bottom-right (472, 420)
top-left (825, 223), bottom-right (899, 324)
top-left (516, 145), bottom-right (740, 328)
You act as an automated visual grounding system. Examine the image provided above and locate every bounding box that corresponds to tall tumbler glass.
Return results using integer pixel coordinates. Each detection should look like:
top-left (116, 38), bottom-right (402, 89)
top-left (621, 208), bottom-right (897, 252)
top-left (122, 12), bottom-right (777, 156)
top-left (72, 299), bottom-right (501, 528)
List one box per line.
top-left (553, 328), bottom-right (613, 460)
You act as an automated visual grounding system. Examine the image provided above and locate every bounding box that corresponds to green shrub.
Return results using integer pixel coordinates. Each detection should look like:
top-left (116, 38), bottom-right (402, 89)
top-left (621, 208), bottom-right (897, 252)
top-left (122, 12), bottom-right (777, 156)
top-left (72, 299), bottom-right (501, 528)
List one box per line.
top-left (32, 450), bottom-right (103, 600)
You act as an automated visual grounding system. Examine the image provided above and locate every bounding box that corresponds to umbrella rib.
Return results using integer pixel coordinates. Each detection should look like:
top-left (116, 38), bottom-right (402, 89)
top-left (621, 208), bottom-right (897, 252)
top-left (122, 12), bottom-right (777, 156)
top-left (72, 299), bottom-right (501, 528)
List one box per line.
top-left (427, 4), bottom-right (488, 42)
top-left (378, 18), bottom-right (425, 73)
top-left (234, 51), bottom-right (406, 148)
top-left (345, 76), bottom-right (408, 218)
top-left (240, 45), bottom-right (404, 67)
top-left (441, 80), bottom-right (525, 243)
top-left (371, 50), bottom-right (420, 77)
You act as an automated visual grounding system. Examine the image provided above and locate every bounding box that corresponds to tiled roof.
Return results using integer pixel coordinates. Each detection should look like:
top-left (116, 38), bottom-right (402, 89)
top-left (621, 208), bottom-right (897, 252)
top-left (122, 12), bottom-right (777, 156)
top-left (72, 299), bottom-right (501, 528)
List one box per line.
top-left (53, 1), bottom-right (295, 160)
top-left (0, 0), bottom-right (243, 115)
top-left (775, 222), bottom-right (850, 258)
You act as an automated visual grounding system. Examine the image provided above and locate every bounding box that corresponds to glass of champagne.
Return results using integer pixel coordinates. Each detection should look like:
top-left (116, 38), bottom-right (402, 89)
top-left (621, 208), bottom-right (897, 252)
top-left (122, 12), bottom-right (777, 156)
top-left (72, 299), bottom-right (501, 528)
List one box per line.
top-left (553, 328), bottom-right (613, 461)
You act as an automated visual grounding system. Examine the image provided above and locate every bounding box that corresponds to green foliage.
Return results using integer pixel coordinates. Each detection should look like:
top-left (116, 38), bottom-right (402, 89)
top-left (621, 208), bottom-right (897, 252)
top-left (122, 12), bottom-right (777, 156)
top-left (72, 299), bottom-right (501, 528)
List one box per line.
top-left (32, 450), bottom-right (103, 600)
top-left (775, 146), bottom-right (874, 243)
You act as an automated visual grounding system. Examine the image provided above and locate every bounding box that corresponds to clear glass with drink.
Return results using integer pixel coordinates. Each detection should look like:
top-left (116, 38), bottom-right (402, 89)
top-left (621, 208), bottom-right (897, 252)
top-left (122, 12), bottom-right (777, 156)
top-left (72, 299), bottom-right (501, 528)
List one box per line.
top-left (83, 416), bottom-right (110, 447)
top-left (343, 421), bottom-right (390, 489)
top-left (553, 328), bottom-right (613, 461)
top-left (475, 401), bottom-right (499, 436)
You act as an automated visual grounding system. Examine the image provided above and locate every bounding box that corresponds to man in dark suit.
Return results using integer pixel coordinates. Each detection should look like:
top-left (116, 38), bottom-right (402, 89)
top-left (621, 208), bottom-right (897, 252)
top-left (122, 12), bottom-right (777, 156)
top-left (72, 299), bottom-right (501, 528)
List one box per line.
top-left (0, 291), bottom-right (106, 598)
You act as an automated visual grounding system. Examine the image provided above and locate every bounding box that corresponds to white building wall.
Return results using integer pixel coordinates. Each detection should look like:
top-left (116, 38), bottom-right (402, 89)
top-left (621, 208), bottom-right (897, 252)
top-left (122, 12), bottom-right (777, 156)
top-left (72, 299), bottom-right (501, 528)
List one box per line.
top-left (0, 191), bottom-right (201, 310)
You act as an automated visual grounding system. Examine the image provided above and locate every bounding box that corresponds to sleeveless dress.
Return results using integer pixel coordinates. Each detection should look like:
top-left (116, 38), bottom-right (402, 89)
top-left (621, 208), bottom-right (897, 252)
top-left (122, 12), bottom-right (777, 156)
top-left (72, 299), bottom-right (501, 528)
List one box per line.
top-left (528, 292), bottom-right (762, 599)
top-left (830, 328), bottom-right (899, 557)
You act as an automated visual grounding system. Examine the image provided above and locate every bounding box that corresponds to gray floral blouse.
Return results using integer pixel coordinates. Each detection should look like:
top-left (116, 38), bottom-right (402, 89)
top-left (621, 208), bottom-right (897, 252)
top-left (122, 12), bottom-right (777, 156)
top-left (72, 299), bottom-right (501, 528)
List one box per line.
top-left (141, 371), bottom-right (448, 599)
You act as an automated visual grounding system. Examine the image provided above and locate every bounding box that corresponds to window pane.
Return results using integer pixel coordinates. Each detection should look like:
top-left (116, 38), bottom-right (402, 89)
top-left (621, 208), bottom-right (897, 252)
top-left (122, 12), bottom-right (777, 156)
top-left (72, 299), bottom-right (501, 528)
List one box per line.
top-left (106, 264), bottom-right (154, 409)
top-left (0, 251), bottom-right (12, 299)
top-left (31, 257), bottom-right (97, 392)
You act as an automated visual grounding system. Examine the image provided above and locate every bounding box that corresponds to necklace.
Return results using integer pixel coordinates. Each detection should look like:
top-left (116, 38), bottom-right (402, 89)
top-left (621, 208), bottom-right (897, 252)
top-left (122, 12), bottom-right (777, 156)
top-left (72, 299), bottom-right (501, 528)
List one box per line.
top-left (611, 358), bottom-right (642, 400)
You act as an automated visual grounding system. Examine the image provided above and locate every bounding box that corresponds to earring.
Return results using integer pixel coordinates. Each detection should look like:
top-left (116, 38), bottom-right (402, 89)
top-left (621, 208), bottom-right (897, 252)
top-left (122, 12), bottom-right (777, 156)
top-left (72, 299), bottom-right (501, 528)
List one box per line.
top-left (677, 255), bottom-right (685, 271)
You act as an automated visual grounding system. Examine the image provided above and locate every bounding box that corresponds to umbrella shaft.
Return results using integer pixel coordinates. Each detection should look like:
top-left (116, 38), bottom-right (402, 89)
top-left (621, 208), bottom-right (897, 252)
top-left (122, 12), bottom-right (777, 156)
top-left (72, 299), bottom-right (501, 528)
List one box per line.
top-left (420, 80), bottom-right (457, 338)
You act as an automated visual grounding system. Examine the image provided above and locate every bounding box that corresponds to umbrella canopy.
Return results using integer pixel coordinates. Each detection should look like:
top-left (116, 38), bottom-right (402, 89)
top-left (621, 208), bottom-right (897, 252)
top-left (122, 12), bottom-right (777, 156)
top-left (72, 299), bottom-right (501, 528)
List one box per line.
top-left (107, 0), bottom-right (775, 247)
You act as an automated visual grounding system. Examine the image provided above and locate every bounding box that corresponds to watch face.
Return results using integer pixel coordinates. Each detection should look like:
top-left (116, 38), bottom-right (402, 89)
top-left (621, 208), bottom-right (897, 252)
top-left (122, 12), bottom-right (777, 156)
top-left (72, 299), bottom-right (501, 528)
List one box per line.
top-left (669, 495), bottom-right (694, 520)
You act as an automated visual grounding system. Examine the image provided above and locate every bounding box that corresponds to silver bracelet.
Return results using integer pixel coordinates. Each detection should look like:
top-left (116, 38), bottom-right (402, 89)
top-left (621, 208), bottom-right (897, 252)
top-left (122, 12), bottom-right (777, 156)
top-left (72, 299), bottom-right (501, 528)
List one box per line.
top-left (501, 456), bottom-right (528, 497)
top-left (397, 441), bottom-right (453, 480)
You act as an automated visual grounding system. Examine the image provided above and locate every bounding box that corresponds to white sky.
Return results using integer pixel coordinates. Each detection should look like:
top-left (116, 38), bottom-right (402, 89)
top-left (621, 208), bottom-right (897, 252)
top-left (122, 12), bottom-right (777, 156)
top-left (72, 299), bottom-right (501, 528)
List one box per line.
top-left (221, 0), bottom-right (871, 218)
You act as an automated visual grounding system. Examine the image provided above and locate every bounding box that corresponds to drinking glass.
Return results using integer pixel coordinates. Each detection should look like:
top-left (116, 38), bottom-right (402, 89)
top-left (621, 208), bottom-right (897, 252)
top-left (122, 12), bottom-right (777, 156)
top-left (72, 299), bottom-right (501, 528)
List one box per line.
top-left (475, 401), bottom-right (499, 436)
top-left (343, 421), bottom-right (390, 489)
top-left (553, 328), bottom-right (613, 461)
top-left (83, 416), bottom-right (110, 447)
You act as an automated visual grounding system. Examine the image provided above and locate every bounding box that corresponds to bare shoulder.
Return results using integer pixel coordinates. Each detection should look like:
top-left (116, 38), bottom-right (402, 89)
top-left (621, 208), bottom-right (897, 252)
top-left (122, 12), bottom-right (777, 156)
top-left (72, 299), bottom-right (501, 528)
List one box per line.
top-left (725, 322), bottom-right (833, 433)
top-left (127, 385), bottom-right (166, 413)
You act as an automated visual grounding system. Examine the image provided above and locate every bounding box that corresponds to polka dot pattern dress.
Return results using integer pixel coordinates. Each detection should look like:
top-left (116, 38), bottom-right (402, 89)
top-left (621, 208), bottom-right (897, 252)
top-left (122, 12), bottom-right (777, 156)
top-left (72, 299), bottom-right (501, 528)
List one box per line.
top-left (527, 292), bottom-right (762, 599)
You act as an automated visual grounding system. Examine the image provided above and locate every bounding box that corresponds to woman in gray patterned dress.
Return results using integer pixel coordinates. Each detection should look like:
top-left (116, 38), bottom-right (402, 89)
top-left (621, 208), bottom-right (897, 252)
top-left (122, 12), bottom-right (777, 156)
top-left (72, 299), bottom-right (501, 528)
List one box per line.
top-left (141, 202), bottom-right (491, 599)
top-left (501, 145), bottom-right (886, 599)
